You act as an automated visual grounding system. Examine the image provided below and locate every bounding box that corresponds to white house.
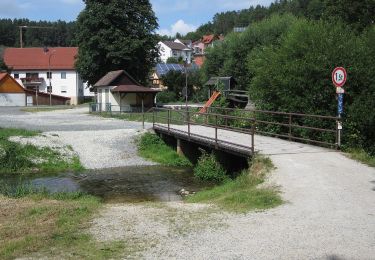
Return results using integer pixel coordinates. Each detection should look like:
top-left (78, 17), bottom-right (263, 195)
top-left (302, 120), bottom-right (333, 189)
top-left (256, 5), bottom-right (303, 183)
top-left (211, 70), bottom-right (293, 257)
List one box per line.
top-left (158, 40), bottom-right (192, 64)
top-left (3, 47), bottom-right (91, 105)
top-left (93, 70), bottom-right (159, 112)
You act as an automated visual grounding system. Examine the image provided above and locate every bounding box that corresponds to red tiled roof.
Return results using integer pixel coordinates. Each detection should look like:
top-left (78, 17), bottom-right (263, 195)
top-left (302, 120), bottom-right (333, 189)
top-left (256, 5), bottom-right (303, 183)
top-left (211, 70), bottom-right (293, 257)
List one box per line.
top-left (0, 73), bottom-right (7, 82)
top-left (202, 35), bottom-right (215, 44)
top-left (112, 85), bottom-right (160, 93)
top-left (3, 47), bottom-right (78, 70)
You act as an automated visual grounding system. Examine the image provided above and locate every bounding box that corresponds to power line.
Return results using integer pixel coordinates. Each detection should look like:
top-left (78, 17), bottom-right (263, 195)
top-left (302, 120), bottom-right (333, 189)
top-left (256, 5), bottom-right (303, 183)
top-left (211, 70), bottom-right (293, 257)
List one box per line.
top-left (18, 25), bottom-right (54, 48)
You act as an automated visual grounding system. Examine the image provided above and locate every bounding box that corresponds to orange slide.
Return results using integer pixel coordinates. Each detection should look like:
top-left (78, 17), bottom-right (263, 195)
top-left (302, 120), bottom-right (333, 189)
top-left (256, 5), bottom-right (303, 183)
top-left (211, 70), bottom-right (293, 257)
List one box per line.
top-left (199, 91), bottom-right (221, 113)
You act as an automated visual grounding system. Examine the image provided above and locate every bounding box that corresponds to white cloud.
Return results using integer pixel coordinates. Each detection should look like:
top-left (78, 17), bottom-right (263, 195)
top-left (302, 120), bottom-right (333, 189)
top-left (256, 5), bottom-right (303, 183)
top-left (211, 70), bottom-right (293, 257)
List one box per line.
top-left (157, 20), bottom-right (197, 36)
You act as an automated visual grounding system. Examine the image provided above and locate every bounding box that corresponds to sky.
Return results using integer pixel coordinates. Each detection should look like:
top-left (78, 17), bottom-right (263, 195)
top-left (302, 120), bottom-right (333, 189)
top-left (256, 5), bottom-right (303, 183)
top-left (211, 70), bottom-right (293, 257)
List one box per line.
top-left (0, 0), bottom-right (275, 36)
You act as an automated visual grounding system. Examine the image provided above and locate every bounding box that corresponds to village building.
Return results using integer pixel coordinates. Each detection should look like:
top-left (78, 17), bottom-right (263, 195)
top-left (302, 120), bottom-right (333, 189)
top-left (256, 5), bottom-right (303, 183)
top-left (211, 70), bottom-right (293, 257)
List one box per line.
top-left (93, 70), bottom-right (159, 112)
top-left (0, 72), bottom-right (70, 106)
top-left (158, 40), bottom-right (193, 64)
top-left (3, 47), bottom-right (91, 105)
top-left (192, 34), bottom-right (225, 67)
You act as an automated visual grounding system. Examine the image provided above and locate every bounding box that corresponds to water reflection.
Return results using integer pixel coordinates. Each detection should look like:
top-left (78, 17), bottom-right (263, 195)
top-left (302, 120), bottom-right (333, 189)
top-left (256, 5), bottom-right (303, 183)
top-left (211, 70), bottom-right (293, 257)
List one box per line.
top-left (2, 166), bottom-right (207, 203)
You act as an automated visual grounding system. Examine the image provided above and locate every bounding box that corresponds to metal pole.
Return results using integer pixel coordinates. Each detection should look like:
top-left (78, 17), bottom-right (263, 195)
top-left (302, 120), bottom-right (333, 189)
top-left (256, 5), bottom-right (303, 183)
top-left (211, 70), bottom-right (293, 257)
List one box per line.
top-left (152, 108), bottom-right (155, 128)
top-left (19, 27), bottom-right (23, 48)
top-left (142, 96), bottom-right (145, 129)
top-left (168, 109), bottom-right (170, 133)
top-left (251, 119), bottom-right (255, 155)
top-left (187, 111), bottom-right (190, 139)
top-left (215, 114), bottom-right (218, 148)
top-left (288, 114), bottom-right (292, 141)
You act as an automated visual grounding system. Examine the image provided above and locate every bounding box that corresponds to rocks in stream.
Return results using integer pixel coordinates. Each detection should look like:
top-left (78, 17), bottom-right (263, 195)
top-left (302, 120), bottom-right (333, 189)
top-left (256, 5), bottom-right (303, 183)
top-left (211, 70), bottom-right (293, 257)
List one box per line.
top-left (178, 188), bottom-right (195, 196)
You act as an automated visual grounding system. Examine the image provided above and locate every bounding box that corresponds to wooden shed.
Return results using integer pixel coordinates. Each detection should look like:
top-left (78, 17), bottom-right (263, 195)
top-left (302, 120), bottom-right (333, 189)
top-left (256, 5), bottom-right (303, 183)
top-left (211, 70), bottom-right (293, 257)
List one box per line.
top-left (0, 73), bottom-right (70, 106)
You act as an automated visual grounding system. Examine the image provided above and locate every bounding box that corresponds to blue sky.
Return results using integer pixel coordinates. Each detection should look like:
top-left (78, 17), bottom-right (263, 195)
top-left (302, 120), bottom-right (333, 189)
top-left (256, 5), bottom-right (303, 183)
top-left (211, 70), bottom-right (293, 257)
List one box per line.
top-left (0, 0), bottom-right (275, 36)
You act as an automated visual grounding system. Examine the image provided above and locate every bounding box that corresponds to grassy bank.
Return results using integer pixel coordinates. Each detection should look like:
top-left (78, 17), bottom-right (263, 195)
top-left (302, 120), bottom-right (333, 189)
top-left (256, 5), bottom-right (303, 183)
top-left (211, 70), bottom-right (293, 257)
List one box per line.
top-left (187, 155), bottom-right (282, 213)
top-left (0, 185), bottom-right (125, 260)
top-left (137, 132), bottom-right (192, 167)
top-left (0, 128), bottom-right (84, 175)
top-left (21, 106), bottom-right (75, 113)
top-left (345, 148), bottom-right (375, 168)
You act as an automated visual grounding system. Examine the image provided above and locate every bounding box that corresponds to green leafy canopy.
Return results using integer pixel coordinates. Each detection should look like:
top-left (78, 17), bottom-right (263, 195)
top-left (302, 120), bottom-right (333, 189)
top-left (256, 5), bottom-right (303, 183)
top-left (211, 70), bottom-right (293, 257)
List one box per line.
top-left (75, 0), bottom-right (159, 86)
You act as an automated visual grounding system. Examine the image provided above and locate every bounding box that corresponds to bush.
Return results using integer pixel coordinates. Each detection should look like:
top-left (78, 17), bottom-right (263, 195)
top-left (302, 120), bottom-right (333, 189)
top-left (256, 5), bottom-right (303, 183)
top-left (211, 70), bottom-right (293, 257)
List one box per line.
top-left (156, 91), bottom-right (176, 104)
top-left (194, 151), bottom-right (228, 183)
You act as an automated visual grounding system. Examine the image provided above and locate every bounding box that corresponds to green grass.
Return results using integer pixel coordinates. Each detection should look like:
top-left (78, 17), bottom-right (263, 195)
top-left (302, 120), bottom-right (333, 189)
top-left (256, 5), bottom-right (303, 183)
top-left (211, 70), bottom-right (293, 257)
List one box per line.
top-left (345, 148), bottom-right (375, 167)
top-left (187, 155), bottom-right (282, 213)
top-left (0, 128), bottom-right (84, 175)
top-left (21, 106), bottom-right (74, 113)
top-left (0, 186), bottom-right (126, 260)
top-left (137, 132), bottom-right (192, 167)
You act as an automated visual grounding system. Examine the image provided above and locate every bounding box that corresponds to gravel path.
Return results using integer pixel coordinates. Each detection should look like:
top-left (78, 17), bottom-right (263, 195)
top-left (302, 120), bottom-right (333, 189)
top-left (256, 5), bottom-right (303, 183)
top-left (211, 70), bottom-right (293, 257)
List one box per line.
top-left (2, 108), bottom-right (374, 258)
top-left (89, 124), bottom-right (375, 259)
top-left (0, 107), bottom-right (154, 168)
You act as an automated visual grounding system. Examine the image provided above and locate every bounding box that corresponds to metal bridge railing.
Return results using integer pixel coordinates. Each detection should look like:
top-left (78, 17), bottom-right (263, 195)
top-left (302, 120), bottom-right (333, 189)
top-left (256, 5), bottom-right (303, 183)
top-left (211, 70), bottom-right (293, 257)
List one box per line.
top-left (152, 107), bottom-right (256, 155)
top-left (152, 106), bottom-right (340, 152)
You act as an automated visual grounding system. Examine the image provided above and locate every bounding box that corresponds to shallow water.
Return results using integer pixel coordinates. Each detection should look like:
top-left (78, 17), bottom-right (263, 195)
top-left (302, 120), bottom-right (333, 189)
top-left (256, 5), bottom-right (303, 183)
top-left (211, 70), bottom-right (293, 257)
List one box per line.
top-left (1, 166), bottom-right (208, 203)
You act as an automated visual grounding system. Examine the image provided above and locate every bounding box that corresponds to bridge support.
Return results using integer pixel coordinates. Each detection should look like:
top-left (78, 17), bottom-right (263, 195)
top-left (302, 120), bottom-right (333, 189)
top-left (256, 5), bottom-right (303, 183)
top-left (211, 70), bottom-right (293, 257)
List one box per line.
top-left (177, 139), bottom-right (184, 156)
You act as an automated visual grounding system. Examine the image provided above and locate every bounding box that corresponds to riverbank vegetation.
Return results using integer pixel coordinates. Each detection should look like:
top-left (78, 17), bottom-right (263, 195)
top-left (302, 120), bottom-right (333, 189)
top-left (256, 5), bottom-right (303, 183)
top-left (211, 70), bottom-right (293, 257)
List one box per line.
top-left (137, 133), bottom-right (281, 212)
top-left (137, 132), bottom-right (192, 167)
top-left (0, 128), bottom-right (84, 175)
top-left (0, 185), bottom-right (124, 260)
top-left (188, 155), bottom-right (282, 213)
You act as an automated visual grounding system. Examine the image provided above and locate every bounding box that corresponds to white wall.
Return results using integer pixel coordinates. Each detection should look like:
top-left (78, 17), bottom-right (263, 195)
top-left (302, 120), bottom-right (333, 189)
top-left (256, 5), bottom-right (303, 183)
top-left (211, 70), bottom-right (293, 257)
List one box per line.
top-left (0, 93), bottom-right (25, 106)
top-left (97, 86), bottom-right (138, 112)
top-left (12, 70), bottom-right (84, 105)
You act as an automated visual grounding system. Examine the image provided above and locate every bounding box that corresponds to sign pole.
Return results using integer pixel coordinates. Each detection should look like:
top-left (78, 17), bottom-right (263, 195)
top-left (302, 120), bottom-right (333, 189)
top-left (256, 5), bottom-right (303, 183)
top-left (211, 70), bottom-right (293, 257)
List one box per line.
top-left (332, 67), bottom-right (347, 148)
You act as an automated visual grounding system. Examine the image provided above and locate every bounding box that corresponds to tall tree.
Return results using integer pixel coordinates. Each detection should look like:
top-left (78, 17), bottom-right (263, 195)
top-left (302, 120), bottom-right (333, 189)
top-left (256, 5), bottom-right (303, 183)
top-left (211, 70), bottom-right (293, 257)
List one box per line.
top-left (75, 0), bottom-right (159, 86)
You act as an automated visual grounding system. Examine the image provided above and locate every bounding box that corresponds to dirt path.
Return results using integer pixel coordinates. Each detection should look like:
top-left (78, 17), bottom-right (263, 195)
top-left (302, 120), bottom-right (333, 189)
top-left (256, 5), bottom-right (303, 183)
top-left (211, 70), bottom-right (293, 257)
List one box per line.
top-left (90, 133), bottom-right (375, 259)
top-left (2, 108), bottom-right (374, 258)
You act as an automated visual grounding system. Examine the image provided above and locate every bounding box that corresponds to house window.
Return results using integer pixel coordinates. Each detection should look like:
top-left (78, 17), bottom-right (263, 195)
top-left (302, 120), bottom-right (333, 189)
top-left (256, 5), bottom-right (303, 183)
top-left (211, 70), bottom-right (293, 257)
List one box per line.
top-left (47, 72), bottom-right (52, 79)
top-left (14, 73), bottom-right (19, 79)
top-left (173, 51), bottom-right (177, 56)
top-left (26, 73), bottom-right (39, 79)
top-left (61, 72), bottom-right (67, 79)
top-left (61, 86), bottom-right (67, 94)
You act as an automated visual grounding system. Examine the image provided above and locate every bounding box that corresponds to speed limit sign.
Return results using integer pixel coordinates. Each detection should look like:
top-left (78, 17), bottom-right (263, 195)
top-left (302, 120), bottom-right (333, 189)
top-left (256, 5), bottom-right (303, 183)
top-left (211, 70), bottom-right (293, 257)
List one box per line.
top-left (332, 67), bottom-right (347, 88)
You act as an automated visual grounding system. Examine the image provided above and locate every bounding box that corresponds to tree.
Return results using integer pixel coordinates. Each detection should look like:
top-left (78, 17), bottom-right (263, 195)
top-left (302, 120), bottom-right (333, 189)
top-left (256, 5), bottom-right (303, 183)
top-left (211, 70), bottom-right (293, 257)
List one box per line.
top-left (0, 58), bottom-right (9, 72)
top-left (323, 0), bottom-right (375, 31)
top-left (75, 0), bottom-right (159, 86)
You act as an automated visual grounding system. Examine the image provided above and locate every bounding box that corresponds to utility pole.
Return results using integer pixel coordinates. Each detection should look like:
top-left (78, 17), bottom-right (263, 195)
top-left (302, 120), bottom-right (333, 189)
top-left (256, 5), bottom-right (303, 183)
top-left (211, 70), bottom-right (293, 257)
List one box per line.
top-left (44, 47), bottom-right (56, 106)
top-left (18, 25), bottom-right (54, 48)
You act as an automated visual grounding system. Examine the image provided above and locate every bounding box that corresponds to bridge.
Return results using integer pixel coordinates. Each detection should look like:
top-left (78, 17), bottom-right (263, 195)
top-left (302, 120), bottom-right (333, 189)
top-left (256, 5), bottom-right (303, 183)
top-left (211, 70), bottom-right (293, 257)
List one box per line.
top-left (151, 107), bottom-right (340, 157)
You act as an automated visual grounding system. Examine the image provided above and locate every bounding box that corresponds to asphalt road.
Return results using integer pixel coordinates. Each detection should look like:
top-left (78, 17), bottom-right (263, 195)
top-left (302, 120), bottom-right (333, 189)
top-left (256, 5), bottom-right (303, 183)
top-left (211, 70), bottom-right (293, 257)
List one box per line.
top-left (0, 106), bottom-right (151, 132)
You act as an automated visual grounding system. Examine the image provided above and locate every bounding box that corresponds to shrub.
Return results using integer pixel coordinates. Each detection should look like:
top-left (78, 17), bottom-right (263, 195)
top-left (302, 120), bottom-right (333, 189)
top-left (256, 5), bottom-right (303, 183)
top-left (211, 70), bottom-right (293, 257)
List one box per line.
top-left (194, 151), bottom-right (228, 183)
top-left (156, 91), bottom-right (177, 104)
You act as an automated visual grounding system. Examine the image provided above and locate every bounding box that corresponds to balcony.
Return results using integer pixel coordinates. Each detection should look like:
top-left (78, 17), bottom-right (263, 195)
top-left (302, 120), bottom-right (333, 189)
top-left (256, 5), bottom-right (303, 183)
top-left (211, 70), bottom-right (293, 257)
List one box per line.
top-left (21, 77), bottom-right (45, 87)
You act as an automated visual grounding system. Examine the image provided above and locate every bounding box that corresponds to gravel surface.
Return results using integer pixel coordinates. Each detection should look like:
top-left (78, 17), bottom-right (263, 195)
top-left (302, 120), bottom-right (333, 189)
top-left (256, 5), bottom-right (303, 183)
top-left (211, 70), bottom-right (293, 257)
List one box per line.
top-left (2, 108), bottom-right (374, 259)
top-left (91, 125), bottom-right (375, 259)
top-left (0, 107), bottom-right (154, 169)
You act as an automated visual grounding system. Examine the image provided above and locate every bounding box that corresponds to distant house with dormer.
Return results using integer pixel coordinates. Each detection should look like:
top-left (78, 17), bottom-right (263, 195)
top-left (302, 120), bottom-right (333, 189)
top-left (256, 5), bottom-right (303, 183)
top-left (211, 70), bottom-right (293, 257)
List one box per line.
top-left (158, 40), bottom-right (193, 64)
top-left (192, 34), bottom-right (225, 67)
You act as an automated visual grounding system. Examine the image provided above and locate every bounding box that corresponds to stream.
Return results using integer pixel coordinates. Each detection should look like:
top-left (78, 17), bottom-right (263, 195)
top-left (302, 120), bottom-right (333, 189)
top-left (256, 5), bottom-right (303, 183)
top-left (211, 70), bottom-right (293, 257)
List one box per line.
top-left (1, 166), bottom-right (209, 203)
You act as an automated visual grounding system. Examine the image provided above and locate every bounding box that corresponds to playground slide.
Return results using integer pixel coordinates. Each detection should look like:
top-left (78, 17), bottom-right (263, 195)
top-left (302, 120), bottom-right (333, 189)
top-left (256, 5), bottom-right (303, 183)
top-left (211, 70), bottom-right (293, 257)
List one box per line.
top-left (199, 91), bottom-right (221, 113)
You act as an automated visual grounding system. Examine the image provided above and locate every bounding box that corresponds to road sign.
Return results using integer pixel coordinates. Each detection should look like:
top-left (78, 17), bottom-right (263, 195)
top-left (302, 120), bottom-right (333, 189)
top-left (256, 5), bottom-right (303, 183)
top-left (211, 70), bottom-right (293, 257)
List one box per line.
top-left (332, 67), bottom-right (347, 87)
top-left (338, 93), bottom-right (344, 116)
top-left (336, 87), bottom-right (345, 94)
